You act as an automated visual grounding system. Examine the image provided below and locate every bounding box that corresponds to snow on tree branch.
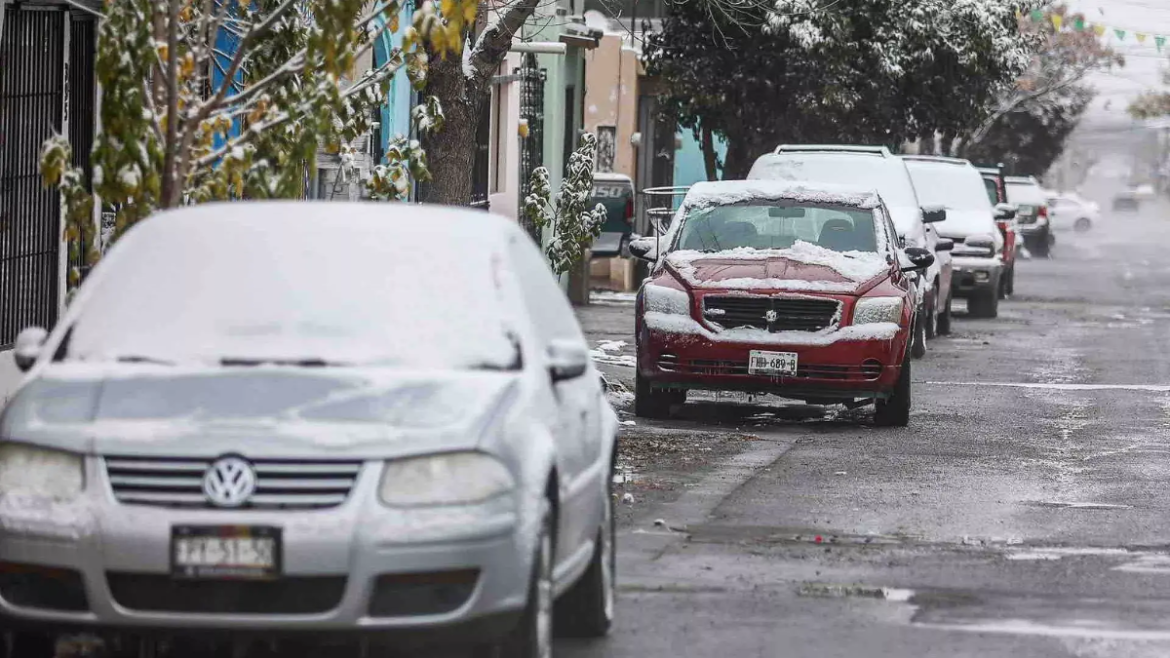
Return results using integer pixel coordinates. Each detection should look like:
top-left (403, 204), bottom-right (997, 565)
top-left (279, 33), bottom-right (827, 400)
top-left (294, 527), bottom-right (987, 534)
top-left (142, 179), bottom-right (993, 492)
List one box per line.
top-left (523, 132), bottom-right (607, 274)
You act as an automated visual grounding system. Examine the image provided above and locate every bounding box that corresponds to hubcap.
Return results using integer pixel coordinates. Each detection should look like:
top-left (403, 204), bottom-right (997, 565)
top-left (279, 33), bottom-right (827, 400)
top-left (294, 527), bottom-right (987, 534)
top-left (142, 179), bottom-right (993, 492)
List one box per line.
top-left (535, 528), bottom-right (553, 658)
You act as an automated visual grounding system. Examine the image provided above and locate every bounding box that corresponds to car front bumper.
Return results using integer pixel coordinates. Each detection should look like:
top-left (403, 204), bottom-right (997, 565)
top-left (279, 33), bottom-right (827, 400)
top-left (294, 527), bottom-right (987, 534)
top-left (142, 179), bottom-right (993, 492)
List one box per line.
top-left (639, 319), bottom-right (909, 402)
top-left (1016, 222), bottom-right (1048, 236)
top-left (0, 460), bottom-right (532, 641)
top-left (950, 257), bottom-right (1004, 298)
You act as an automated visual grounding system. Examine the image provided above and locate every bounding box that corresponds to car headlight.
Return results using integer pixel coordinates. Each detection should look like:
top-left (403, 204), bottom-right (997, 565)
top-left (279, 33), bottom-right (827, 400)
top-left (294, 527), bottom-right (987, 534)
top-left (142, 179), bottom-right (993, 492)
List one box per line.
top-left (0, 443), bottom-right (84, 501)
top-left (379, 452), bottom-right (515, 507)
top-left (853, 297), bottom-right (904, 325)
top-left (643, 282), bottom-right (691, 316)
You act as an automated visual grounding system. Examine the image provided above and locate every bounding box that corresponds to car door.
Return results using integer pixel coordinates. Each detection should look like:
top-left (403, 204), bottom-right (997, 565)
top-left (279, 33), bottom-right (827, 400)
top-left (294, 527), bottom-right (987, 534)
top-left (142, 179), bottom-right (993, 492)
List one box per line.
top-left (507, 234), bottom-right (606, 559)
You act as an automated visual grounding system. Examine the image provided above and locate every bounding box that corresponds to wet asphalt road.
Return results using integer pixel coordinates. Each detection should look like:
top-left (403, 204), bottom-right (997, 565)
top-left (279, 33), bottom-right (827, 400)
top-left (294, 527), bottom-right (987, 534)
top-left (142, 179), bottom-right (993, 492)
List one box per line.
top-left (567, 200), bottom-right (1170, 658)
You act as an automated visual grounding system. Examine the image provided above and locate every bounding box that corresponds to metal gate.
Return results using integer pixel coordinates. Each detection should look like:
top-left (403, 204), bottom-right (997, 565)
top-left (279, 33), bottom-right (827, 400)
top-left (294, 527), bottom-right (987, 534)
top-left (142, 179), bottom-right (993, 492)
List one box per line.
top-left (470, 101), bottom-right (490, 210)
top-left (518, 54), bottom-right (545, 206)
top-left (0, 6), bottom-right (67, 349)
top-left (68, 15), bottom-right (96, 284)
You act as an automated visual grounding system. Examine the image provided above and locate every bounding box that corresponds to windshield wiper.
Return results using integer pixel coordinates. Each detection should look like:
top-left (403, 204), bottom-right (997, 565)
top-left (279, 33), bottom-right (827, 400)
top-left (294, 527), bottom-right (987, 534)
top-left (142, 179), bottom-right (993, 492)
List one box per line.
top-left (220, 357), bottom-right (345, 367)
top-left (115, 355), bottom-right (175, 365)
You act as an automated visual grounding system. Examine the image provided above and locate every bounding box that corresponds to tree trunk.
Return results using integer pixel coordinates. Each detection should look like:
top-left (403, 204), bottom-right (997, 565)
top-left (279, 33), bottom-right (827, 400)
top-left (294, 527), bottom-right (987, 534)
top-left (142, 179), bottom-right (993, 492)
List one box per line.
top-left (419, 55), bottom-right (484, 207)
top-left (700, 124), bottom-right (719, 181)
top-left (722, 136), bottom-right (765, 180)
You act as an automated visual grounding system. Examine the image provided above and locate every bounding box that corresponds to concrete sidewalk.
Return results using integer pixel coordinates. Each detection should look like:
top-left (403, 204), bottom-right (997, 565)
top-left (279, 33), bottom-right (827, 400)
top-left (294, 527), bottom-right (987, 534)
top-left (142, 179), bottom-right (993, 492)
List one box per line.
top-left (0, 350), bottom-right (22, 406)
top-left (575, 291), bottom-right (638, 393)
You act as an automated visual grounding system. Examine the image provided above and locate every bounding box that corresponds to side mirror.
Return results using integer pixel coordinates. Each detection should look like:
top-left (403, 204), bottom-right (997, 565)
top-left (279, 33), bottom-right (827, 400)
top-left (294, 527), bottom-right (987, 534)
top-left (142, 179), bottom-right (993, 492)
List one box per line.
top-left (628, 237), bottom-right (658, 263)
top-left (994, 203), bottom-right (1017, 221)
top-left (901, 247), bottom-right (935, 273)
top-left (921, 205), bottom-right (947, 224)
top-left (548, 339), bottom-right (589, 382)
top-left (13, 326), bottom-right (49, 373)
top-left (935, 238), bottom-right (954, 253)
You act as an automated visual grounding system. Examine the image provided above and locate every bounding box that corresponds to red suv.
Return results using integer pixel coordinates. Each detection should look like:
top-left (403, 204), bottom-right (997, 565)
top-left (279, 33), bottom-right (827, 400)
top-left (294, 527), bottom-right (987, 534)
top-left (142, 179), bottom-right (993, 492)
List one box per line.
top-left (628, 181), bottom-right (935, 427)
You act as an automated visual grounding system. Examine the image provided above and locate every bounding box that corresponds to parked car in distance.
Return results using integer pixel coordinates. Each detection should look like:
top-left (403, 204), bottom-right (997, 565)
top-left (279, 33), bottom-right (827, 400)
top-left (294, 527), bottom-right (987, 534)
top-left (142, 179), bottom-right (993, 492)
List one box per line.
top-left (904, 156), bottom-right (1005, 318)
top-left (589, 173), bottom-right (635, 258)
top-left (1005, 176), bottom-right (1053, 257)
top-left (1047, 192), bottom-right (1100, 232)
top-left (747, 145), bottom-right (953, 357)
top-left (976, 165), bottom-right (1020, 297)
top-left (0, 203), bottom-right (618, 657)
top-left (629, 180), bottom-right (935, 427)
top-left (1113, 189), bottom-right (1141, 212)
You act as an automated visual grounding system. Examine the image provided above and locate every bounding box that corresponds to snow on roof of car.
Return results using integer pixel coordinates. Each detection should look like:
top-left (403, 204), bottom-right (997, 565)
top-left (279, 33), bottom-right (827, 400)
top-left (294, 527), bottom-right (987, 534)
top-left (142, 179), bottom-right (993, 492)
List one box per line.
top-left (592, 172), bottom-right (633, 183)
top-left (682, 180), bottom-right (882, 210)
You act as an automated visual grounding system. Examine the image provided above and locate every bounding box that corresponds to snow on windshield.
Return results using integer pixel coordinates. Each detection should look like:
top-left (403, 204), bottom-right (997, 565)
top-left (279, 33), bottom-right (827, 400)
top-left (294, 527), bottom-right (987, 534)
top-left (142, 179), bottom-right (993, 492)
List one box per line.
top-left (905, 162), bottom-right (997, 237)
top-left (666, 241), bottom-right (888, 292)
top-left (64, 206), bottom-right (523, 370)
top-left (748, 154), bottom-right (919, 211)
top-left (1006, 182), bottom-right (1048, 206)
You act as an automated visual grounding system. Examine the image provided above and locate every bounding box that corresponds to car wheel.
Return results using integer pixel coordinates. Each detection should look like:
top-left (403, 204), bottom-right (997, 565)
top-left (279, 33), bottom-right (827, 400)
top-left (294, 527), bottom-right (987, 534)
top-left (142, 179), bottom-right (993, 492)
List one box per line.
top-left (924, 290), bottom-right (938, 340)
top-left (8, 633), bottom-right (55, 658)
top-left (555, 464), bottom-right (615, 638)
top-left (1074, 217), bottom-right (1092, 232)
top-left (936, 293), bottom-right (953, 336)
top-left (874, 356), bottom-right (911, 427)
top-left (968, 288), bottom-right (999, 319)
top-left (911, 306), bottom-right (927, 359)
top-left (634, 371), bottom-right (673, 419)
top-left (487, 503), bottom-right (555, 658)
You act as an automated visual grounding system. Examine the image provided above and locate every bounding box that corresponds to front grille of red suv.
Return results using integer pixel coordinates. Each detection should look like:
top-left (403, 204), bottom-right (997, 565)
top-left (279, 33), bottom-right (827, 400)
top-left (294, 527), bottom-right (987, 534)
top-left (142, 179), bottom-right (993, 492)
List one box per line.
top-left (683, 360), bottom-right (881, 381)
top-left (703, 296), bottom-right (841, 332)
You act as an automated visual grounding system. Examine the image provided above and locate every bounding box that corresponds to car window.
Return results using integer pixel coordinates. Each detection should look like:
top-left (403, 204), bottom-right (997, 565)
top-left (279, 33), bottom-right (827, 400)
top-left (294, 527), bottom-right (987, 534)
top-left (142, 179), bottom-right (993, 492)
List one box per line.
top-left (982, 177), bottom-right (999, 205)
top-left (675, 203), bottom-right (879, 253)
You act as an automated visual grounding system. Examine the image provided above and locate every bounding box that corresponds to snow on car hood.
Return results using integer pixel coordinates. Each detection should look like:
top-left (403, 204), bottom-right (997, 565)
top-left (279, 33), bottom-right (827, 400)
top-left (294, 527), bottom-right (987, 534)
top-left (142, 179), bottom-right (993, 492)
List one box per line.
top-left (665, 242), bottom-right (889, 294)
top-left (0, 364), bottom-right (520, 458)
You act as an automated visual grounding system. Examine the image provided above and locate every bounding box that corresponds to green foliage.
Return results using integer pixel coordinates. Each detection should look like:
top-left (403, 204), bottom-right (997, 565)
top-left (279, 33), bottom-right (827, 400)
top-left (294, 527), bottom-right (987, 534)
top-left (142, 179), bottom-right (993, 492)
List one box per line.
top-left (367, 97), bottom-right (444, 201)
top-left (644, 0), bottom-right (1042, 177)
top-left (40, 0), bottom-right (476, 286)
top-left (524, 133), bottom-right (607, 274)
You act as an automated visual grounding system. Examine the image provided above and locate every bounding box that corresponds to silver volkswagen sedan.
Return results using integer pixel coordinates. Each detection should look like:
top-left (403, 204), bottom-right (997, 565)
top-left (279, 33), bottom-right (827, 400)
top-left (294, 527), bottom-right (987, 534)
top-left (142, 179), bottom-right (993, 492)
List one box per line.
top-left (0, 203), bottom-right (618, 657)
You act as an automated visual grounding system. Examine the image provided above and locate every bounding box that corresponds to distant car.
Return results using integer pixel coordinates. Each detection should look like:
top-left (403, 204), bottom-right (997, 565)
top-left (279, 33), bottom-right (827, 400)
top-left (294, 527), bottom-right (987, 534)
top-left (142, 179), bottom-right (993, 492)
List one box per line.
top-left (589, 173), bottom-right (635, 258)
top-left (1047, 193), bottom-right (1100, 232)
top-left (747, 145), bottom-right (953, 358)
top-left (975, 165), bottom-right (1020, 298)
top-left (904, 156), bottom-right (1005, 318)
top-left (1113, 190), bottom-right (1141, 212)
top-left (1133, 183), bottom-right (1157, 200)
top-left (0, 203), bottom-right (618, 657)
top-left (629, 180), bottom-right (935, 427)
top-left (1005, 176), bottom-right (1053, 257)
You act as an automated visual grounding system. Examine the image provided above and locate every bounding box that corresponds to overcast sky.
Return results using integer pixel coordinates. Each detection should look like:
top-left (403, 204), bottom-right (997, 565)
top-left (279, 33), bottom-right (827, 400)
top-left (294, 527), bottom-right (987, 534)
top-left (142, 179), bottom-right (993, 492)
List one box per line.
top-left (1063, 0), bottom-right (1170, 133)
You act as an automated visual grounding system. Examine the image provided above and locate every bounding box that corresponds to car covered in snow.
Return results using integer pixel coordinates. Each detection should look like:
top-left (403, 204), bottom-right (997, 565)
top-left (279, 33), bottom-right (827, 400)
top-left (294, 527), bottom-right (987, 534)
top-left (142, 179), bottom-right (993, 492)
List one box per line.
top-left (0, 203), bottom-right (618, 657)
top-left (904, 156), bottom-right (1006, 318)
top-left (628, 180), bottom-right (935, 427)
top-left (747, 145), bottom-right (953, 359)
top-left (1005, 176), bottom-right (1054, 257)
top-left (1046, 192), bottom-right (1100, 232)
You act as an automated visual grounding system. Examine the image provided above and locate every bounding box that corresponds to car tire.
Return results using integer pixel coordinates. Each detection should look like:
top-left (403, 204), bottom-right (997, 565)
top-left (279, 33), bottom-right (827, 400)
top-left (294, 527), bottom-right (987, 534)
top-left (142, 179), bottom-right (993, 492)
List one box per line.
top-left (874, 356), bottom-right (911, 427)
top-left (968, 288), bottom-right (999, 319)
top-left (8, 633), bottom-right (55, 658)
top-left (555, 465), bottom-right (615, 638)
top-left (936, 293), bottom-right (953, 336)
top-left (634, 371), bottom-right (673, 419)
top-left (1074, 217), bottom-right (1092, 232)
top-left (485, 503), bottom-right (555, 658)
top-left (924, 290), bottom-right (938, 340)
top-left (911, 306), bottom-right (927, 359)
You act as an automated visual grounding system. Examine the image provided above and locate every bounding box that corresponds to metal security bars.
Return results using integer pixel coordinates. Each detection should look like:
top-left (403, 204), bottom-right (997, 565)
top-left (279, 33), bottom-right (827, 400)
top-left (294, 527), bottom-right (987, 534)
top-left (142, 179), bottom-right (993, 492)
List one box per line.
top-left (518, 53), bottom-right (546, 207)
top-left (68, 14), bottom-right (97, 286)
top-left (0, 6), bottom-right (67, 349)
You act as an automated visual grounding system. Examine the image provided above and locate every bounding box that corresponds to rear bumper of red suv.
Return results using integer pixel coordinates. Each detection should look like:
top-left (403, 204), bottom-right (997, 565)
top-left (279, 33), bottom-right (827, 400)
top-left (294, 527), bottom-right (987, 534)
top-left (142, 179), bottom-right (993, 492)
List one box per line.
top-left (638, 315), bottom-right (909, 403)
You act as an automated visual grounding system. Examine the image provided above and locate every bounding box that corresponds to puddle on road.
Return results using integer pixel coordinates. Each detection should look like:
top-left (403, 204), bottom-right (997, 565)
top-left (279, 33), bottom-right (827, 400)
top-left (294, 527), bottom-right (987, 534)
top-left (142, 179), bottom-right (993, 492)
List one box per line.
top-left (797, 582), bottom-right (915, 602)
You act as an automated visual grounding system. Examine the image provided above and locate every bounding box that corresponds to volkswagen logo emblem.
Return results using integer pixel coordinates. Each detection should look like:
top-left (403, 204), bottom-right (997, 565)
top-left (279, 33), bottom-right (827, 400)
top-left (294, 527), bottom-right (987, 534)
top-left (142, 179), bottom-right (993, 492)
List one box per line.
top-left (202, 456), bottom-right (257, 508)
top-left (764, 310), bottom-right (779, 323)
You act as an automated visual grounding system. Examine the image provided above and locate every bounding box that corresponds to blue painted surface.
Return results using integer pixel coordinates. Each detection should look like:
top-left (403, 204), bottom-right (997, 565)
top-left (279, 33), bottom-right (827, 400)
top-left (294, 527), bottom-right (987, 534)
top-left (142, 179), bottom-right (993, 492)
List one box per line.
top-left (212, 24), bottom-right (244, 145)
top-left (373, 3), bottom-right (416, 156)
top-left (673, 128), bottom-right (727, 186)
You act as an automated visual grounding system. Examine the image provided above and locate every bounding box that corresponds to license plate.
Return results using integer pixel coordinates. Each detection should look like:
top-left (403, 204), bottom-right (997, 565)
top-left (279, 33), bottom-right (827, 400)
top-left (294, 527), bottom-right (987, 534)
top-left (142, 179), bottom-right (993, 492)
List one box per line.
top-left (748, 350), bottom-right (798, 376)
top-left (171, 526), bottom-right (281, 579)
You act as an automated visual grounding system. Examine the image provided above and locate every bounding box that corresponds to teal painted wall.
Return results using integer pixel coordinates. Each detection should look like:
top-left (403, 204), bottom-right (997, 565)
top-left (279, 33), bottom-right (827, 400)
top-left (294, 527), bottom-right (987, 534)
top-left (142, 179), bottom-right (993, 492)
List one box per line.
top-left (673, 129), bottom-right (727, 186)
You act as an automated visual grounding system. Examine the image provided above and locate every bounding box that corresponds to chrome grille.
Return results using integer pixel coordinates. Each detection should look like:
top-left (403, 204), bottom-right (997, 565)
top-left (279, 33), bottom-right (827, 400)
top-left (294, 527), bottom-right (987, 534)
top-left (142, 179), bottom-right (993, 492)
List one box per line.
top-left (104, 456), bottom-right (363, 509)
top-left (703, 296), bottom-right (841, 332)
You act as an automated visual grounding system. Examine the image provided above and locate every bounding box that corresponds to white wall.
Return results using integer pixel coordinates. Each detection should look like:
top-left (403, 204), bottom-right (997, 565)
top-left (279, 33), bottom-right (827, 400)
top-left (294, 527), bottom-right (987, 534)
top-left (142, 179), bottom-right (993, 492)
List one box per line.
top-left (0, 350), bottom-right (22, 407)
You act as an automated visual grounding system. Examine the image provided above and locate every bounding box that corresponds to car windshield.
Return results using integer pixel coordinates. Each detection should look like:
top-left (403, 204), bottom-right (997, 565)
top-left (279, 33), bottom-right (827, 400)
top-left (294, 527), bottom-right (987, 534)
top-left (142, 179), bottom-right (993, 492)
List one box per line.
top-left (1006, 182), bottom-right (1048, 206)
top-left (905, 163), bottom-right (997, 236)
top-left (675, 203), bottom-right (879, 253)
top-left (62, 215), bottom-right (523, 371)
top-left (749, 154), bottom-right (919, 211)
